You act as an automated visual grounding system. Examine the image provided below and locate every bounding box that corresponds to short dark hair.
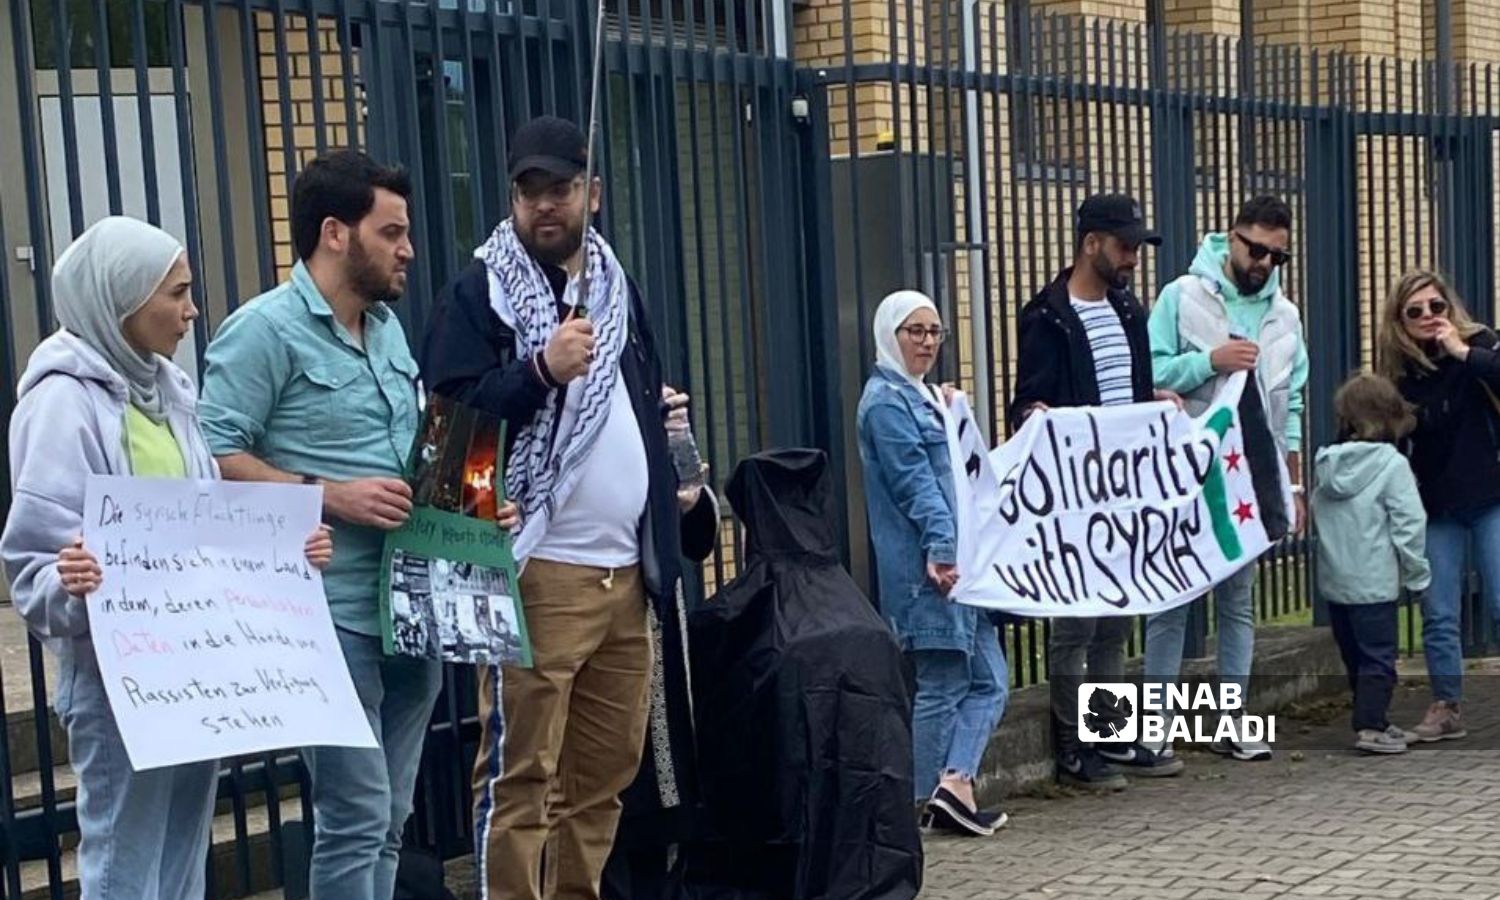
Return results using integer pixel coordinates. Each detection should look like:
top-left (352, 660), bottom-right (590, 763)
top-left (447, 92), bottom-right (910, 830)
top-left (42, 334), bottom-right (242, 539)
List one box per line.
top-left (291, 150), bottom-right (412, 261)
top-left (1334, 373), bottom-right (1415, 444)
top-left (1234, 194), bottom-right (1292, 232)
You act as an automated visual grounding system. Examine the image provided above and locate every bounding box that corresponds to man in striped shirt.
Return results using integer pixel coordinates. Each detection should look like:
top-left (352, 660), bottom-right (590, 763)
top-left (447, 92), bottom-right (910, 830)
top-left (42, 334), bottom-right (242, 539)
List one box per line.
top-left (1009, 193), bottom-right (1184, 788)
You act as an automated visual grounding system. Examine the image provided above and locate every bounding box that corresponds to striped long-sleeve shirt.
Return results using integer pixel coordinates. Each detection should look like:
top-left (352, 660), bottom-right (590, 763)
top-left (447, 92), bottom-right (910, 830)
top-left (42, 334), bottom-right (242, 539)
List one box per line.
top-left (1070, 296), bottom-right (1134, 407)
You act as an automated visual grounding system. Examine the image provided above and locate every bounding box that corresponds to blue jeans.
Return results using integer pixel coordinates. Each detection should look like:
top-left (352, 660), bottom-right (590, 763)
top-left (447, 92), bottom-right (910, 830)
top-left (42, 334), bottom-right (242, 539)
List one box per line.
top-left (1144, 563), bottom-right (1257, 714)
top-left (1423, 504), bottom-right (1500, 702)
top-left (54, 639), bottom-right (218, 899)
top-left (909, 618), bottom-right (1008, 802)
top-left (304, 628), bottom-right (443, 900)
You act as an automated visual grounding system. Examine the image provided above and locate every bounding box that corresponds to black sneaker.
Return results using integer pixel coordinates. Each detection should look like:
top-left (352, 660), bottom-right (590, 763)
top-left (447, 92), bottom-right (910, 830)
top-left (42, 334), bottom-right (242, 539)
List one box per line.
top-left (1056, 749), bottom-right (1127, 790)
top-left (1096, 741), bottom-right (1185, 777)
top-left (926, 787), bottom-right (1006, 837)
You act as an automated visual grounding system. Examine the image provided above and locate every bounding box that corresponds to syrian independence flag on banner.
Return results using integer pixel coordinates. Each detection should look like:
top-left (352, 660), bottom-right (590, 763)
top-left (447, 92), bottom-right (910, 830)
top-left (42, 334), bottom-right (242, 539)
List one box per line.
top-left (948, 372), bottom-right (1292, 617)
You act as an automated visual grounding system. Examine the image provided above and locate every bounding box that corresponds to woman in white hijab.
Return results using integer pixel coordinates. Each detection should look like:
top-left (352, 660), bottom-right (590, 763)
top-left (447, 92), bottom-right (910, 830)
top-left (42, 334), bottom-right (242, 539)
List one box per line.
top-left (855, 290), bottom-right (1008, 838)
top-left (0, 217), bottom-right (333, 899)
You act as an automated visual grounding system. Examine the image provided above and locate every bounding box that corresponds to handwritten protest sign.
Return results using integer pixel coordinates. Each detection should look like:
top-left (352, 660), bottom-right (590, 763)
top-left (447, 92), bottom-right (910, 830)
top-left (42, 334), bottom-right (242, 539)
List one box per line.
top-left (950, 372), bottom-right (1292, 616)
top-left (83, 476), bottom-right (376, 771)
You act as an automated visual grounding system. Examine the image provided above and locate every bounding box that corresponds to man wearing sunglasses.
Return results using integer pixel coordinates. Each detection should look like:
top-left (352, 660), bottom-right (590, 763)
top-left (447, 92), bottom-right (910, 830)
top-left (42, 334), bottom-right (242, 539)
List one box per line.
top-left (1144, 194), bottom-right (1310, 766)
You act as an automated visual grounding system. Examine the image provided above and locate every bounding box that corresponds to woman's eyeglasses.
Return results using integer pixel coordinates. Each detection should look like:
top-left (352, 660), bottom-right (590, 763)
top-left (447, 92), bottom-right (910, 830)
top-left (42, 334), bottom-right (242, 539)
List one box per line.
top-left (898, 325), bottom-right (947, 344)
top-left (1231, 231), bottom-right (1292, 267)
top-left (1404, 299), bottom-right (1450, 320)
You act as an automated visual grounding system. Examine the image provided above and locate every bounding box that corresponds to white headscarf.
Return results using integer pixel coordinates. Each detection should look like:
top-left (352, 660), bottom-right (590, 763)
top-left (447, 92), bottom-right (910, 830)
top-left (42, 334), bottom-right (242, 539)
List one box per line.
top-left (51, 217), bottom-right (185, 423)
top-left (873, 289), bottom-right (944, 411)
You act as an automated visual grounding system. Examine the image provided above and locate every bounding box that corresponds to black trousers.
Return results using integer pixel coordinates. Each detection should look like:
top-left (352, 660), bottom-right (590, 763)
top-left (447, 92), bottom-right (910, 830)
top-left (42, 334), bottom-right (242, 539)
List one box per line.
top-left (1328, 601), bottom-right (1399, 733)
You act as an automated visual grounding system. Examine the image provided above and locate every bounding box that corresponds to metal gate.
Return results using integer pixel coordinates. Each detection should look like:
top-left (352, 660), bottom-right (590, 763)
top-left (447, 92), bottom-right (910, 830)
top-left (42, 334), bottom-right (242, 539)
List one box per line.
top-left (6, 0), bottom-right (1500, 896)
top-left (0, 1), bottom-right (803, 895)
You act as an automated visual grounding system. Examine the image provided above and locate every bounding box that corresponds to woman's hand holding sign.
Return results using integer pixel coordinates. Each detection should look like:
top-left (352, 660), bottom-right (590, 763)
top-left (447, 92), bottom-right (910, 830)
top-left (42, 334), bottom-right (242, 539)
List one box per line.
top-left (926, 561), bottom-right (959, 597)
top-left (58, 537), bottom-right (102, 598)
top-left (303, 525), bottom-right (334, 570)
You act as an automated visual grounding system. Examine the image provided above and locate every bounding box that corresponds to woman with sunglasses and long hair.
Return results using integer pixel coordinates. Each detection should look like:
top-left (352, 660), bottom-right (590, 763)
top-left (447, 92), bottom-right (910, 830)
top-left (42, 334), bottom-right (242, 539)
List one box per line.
top-left (1377, 269), bottom-right (1500, 743)
top-left (856, 290), bottom-right (1008, 838)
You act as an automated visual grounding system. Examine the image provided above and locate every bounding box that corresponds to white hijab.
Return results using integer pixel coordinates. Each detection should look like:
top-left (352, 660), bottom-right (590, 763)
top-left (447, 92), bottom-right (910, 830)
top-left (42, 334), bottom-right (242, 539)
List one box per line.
top-left (873, 289), bottom-right (944, 413)
top-left (51, 217), bottom-right (185, 423)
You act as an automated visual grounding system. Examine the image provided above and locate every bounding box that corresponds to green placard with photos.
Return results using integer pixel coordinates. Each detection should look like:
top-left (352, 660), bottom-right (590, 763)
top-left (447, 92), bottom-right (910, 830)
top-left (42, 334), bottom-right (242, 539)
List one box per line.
top-left (379, 396), bottom-right (531, 668)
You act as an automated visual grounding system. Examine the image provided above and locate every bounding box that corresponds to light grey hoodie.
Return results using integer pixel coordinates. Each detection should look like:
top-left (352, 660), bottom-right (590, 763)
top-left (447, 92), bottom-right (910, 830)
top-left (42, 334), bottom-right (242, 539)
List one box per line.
top-left (1312, 441), bottom-right (1431, 606)
top-left (1, 330), bottom-right (217, 646)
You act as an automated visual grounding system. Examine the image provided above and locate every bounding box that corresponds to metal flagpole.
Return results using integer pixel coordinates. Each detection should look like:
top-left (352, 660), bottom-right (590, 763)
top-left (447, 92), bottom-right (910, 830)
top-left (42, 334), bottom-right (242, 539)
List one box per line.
top-left (575, 0), bottom-right (608, 312)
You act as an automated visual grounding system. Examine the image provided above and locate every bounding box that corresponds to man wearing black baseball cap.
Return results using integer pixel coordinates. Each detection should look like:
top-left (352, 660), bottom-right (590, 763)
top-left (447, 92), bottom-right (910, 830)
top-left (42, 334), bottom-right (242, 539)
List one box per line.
top-left (1009, 192), bottom-right (1183, 789)
top-left (420, 115), bottom-right (719, 899)
top-left (1075, 193), bottom-right (1163, 250)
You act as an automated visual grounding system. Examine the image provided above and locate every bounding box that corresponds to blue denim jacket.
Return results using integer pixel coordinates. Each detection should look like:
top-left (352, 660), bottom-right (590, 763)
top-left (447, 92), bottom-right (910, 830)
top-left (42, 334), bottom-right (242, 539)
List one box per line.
top-left (856, 367), bottom-right (976, 652)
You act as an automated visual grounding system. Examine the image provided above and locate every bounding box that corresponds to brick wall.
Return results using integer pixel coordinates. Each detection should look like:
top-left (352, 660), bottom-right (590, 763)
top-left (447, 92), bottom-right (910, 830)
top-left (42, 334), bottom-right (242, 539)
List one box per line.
top-left (1454, 0), bottom-right (1500, 63)
top-left (257, 13), bottom-right (362, 281)
top-left (1164, 0), bottom-right (1240, 35)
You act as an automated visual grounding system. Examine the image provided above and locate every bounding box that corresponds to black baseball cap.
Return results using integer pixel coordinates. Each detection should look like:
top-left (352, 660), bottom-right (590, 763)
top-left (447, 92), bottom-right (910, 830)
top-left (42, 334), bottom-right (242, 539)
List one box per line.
top-left (507, 116), bottom-right (588, 182)
top-left (1076, 193), bottom-right (1162, 246)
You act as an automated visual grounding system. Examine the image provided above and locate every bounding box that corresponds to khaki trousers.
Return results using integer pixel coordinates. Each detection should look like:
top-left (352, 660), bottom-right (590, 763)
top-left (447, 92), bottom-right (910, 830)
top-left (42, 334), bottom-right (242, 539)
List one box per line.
top-left (472, 559), bottom-right (652, 900)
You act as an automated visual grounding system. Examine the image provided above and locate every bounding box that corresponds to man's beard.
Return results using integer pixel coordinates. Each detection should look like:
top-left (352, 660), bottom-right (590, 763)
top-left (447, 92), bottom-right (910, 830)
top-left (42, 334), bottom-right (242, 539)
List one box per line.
top-left (348, 234), bottom-right (403, 305)
top-left (517, 219), bottom-right (585, 268)
top-left (1229, 260), bottom-right (1269, 296)
top-left (1092, 254), bottom-right (1131, 291)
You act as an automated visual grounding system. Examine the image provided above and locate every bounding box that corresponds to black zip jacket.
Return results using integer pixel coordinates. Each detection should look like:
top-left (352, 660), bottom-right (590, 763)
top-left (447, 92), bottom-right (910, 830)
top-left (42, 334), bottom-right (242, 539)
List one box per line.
top-left (1007, 266), bottom-right (1155, 433)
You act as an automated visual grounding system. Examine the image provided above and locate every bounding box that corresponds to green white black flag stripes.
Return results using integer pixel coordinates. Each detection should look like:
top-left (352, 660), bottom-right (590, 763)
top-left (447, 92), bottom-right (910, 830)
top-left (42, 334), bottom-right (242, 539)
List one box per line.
top-left (948, 372), bottom-right (1292, 616)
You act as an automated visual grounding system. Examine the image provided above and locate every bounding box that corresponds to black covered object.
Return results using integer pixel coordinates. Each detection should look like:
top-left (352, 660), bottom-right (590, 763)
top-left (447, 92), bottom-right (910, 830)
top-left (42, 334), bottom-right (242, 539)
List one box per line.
top-left (681, 449), bottom-right (922, 900)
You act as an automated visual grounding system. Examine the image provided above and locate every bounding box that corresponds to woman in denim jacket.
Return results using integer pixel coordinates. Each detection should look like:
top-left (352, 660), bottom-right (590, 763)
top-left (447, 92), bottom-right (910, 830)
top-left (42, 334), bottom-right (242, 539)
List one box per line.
top-left (856, 290), bottom-right (1008, 838)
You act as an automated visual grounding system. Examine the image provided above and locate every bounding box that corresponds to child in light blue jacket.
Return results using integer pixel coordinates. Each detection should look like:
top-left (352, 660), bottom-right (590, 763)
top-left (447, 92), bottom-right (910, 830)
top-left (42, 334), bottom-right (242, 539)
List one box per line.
top-left (1313, 373), bottom-right (1431, 755)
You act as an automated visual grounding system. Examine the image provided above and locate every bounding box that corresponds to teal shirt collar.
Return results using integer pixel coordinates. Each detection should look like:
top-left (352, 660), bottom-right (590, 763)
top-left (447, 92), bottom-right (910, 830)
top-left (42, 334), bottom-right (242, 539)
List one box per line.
top-left (290, 260), bottom-right (393, 325)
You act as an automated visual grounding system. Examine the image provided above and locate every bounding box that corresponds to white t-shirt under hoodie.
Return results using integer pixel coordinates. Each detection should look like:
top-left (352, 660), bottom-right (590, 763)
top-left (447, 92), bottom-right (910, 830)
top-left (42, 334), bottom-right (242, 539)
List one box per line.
top-left (530, 373), bottom-right (650, 568)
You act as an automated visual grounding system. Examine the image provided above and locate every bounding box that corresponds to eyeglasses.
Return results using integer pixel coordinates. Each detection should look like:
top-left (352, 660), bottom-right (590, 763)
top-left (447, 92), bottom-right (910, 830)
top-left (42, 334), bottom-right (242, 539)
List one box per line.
top-left (1232, 231), bottom-right (1292, 267)
top-left (513, 177), bottom-right (585, 207)
top-left (898, 325), bottom-right (947, 344)
top-left (1403, 299), bottom-right (1450, 320)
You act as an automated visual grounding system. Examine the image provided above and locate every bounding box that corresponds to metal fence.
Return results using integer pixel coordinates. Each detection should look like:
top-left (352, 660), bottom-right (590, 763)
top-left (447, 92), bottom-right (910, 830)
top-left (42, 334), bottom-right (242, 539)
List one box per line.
top-left (803, 1), bottom-right (1500, 681)
top-left (2, 0), bottom-right (1500, 895)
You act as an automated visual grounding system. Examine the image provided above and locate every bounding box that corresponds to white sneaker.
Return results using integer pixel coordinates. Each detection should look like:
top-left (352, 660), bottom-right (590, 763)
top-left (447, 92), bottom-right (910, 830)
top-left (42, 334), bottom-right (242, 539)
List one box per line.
top-left (1207, 716), bottom-right (1273, 761)
top-left (1355, 727), bottom-right (1408, 754)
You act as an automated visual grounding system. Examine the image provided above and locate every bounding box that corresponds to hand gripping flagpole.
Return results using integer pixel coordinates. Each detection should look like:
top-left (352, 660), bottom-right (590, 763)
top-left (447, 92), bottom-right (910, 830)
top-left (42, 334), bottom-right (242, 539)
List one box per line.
top-left (575, 0), bottom-right (608, 312)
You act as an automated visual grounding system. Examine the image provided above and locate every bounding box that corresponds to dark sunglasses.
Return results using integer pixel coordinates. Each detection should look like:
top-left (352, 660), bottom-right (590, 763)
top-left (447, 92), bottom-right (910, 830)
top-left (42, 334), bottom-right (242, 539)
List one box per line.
top-left (1403, 299), bottom-right (1449, 320)
top-left (1232, 231), bottom-right (1292, 267)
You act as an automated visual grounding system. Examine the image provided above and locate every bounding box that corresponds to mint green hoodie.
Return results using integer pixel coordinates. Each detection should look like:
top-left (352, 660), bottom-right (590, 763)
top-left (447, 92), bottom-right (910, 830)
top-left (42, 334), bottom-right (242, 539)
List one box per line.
top-left (1312, 442), bottom-right (1431, 605)
top-left (1148, 233), bottom-right (1311, 452)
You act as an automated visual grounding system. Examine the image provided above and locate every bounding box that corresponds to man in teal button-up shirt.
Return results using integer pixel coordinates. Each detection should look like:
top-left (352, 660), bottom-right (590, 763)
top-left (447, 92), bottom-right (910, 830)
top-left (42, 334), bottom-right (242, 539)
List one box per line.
top-left (199, 150), bottom-right (435, 900)
top-left (201, 258), bottom-right (420, 634)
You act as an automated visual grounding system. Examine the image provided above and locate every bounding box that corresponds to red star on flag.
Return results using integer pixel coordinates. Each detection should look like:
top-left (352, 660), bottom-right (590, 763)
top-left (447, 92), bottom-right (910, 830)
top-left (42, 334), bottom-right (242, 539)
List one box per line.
top-left (1224, 448), bottom-right (1243, 472)
top-left (1233, 499), bottom-right (1255, 524)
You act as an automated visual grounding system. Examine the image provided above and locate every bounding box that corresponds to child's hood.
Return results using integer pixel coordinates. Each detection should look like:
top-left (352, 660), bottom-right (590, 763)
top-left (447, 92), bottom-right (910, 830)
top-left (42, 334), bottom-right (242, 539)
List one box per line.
top-left (1314, 442), bottom-right (1402, 500)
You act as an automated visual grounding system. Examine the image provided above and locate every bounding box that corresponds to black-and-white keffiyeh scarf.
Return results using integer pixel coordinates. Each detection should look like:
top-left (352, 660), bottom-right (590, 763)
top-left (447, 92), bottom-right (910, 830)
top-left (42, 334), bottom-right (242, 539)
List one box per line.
top-left (476, 219), bottom-right (629, 561)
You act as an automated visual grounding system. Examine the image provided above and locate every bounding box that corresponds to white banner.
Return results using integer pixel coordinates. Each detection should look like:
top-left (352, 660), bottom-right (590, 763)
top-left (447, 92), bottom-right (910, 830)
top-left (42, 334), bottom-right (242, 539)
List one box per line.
top-left (950, 373), bottom-right (1291, 616)
top-left (83, 476), bottom-right (377, 770)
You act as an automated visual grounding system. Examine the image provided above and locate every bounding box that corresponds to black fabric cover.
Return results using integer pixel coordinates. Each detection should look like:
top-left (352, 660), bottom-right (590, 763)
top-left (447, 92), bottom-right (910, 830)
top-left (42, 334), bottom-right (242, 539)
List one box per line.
top-left (680, 448), bottom-right (922, 900)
